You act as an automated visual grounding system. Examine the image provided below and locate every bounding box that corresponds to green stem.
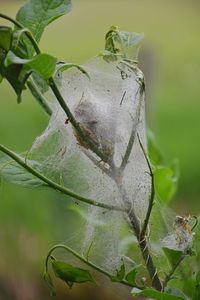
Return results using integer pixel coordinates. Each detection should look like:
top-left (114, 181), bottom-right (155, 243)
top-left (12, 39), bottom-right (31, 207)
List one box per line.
top-left (163, 254), bottom-right (185, 288)
top-left (45, 244), bottom-right (143, 289)
top-left (27, 79), bottom-right (52, 116)
top-left (0, 143), bottom-right (126, 213)
top-left (119, 76), bottom-right (144, 173)
top-left (117, 184), bottom-right (163, 291)
top-left (138, 134), bottom-right (155, 238)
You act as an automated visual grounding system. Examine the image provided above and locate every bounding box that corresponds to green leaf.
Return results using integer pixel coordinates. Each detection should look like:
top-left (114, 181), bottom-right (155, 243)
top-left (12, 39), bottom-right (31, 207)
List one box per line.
top-left (147, 129), bottom-right (164, 166)
top-left (0, 152), bottom-right (46, 188)
top-left (194, 271), bottom-right (200, 300)
top-left (31, 72), bottom-right (49, 94)
top-left (147, 129), bottom-right (179, 203)
top-left (165, 287), bottom-right (188, 300)
top-left (154, 166), bottom-right (177, 203)
top-left (55, 62), bottom-right (90, 80)
top-left (104, 26), bottom-right (143, 61)
top-left (125, 268), bottom-right (138, 285)
top-left (51, 260), bottom-right (95, 288)
top-left (104, 27), bottom-right (119, 62)
top-left (11, 28), bottom-right (31, 58)
top-left (114, 31), bottom-right (144, 48)
top-left (111, 262), bottom-right (125, 282)
top-left (162, 247), bottom-right (183, 267)
top-left (16, 0), bottom-right (72, 56)
top-left (0, 57), bottom-right (25, 102)
top-left (131, 288), bottom-right (187, 300)
top-left (0, 26), bottom-right (12, 51)
top-left (196, 271), bottom-right (200, 284)
top-left (43, 272), bottom-right (57, 296)
top-left (5, 51), bottom-right (57, 80)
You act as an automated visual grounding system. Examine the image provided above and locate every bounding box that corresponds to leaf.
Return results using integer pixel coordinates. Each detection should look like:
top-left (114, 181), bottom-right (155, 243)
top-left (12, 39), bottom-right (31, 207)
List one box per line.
top-left (165, 287), bottom-right (188, 300)
top-left (131, 287), bottom-right (187, 300)
top-left (114, 31), bottom-right (144, 48)
top-left (0, 59), bottom-right (25, 102)
top-left (0, 26), bottom-right (12, 51)
top-left (194, 271), bottom-right (200, 300)
top-left (116, 262), bottom-right (125, 280)
top-left (0, 152), bottom-right (46, 188)
top-left (162, 247), bottom-right (183, 267)
top-left (5, 51), bottom-right (57, 80)
top-left (31, 72), bottom-right (49, 94)
top-left (154, 166), bottom-right (177, 203)
top-left (16, 0), bottom-right (72, 56)
top-left (104, 26), bottom-right (143, 61)
top-left (196, 271), bottom-right (200, 284)
top-left (43, 271), bottom-right (57, 296)
top-left (11, 28), bottom-right (32, 58)
top-left (104, 27), bottom-right (119, 62)
top-left (125, 268), bottom-right (138, 285)
top-left (147, 129), bottom-right (179, 203)
top-left (147, 128), bottom-right (164, 166)
top-left (51, 260), bottom-right (95, 288)
top-left (111, 262), bottom-right (125, 282)
top-left (55, 62), bottom-right (90, 80)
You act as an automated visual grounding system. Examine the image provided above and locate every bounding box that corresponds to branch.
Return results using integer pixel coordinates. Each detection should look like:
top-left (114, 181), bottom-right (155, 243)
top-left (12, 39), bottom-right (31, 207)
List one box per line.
top-left (117, 184), bottom-right (163, 291)
top-left (45, 244), bottom-right (143, 289)
top-left (27, 78), bottom-right (52, 116)
top-left (138, 134), bottom-right (155, 238)
top-left (0, 144), bottom-right (126, 213)
top-left (163, 254), bottom-right (185, 288)
top-left (119, 81), bottom-right (144, 173)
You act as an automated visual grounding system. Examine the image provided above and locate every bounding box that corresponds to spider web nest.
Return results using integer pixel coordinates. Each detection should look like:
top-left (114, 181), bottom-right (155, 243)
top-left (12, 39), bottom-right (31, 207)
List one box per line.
top-left (27, 56), bottom-right (192, 276)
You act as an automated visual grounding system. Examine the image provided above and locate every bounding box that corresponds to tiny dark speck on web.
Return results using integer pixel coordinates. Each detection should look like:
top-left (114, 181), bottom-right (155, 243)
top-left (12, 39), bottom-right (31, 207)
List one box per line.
top-left (120, 91), bottom-right (126, 106)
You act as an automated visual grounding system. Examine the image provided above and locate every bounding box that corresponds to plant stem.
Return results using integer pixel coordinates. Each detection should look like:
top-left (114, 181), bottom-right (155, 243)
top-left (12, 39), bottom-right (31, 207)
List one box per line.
top-left (139, 238), bottom-right (163, 290)
top-left (119, 77), bottom-right (143, 172)
top-left (45, 244), bottom-right (143, 289)
top-left (0, 143), bottom-right (126, 213)
top-left (27, 79), bottom-right (52, 115)
top-left (117, 185), bottom-right (163, 291)
top-left (163, 254), bottom-right (185, 288)
top-left (138, 134), bottom-right (155, 238)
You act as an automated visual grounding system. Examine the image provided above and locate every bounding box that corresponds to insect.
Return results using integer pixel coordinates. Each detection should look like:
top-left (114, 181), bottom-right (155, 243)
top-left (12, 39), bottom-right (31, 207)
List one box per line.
top-left (161, 215), bottom-right (198, 251)
top-left (174, 215), bottom-right (197, 245)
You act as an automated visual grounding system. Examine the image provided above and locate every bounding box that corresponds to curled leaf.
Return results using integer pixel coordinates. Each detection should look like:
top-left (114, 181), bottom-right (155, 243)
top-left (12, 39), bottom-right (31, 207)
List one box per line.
top-left (51, 260), bottom-right (95, 288)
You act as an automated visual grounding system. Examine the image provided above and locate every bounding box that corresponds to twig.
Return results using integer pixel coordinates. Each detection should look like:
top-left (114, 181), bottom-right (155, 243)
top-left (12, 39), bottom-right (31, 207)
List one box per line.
top-left (82, 149), bottom-right (113, 178)
top-left (138, 134), bottom-right (155, 238)
top-left (117, 184), bottom-right (163, 291)
top-left (163, 254), bottom-right (185, 288)
top-left (119, 84), bottom-right (144, 173)
top-left (45, 244), bottom-right (143, 289)
top-left (27, 79), bottom-right (52, 116)
top-left (0, 143), bottom-right (126, 213)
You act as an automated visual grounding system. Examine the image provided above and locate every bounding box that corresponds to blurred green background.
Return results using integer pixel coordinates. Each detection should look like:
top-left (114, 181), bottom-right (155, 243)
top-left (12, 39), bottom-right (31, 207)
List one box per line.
top-left (0, 0), bottom-right (200, 299)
